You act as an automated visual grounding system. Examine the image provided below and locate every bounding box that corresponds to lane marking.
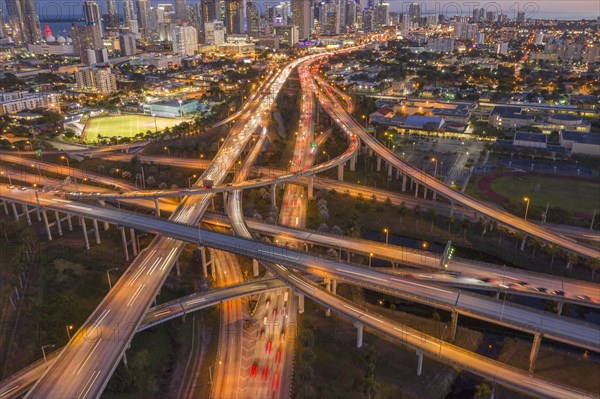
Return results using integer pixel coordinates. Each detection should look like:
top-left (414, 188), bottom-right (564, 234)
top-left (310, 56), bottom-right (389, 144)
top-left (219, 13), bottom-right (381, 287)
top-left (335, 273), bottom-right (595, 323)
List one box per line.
top-left (75, 339), bottom-right (102, 375)
top-left (127, 284), bottom-right (145, 308)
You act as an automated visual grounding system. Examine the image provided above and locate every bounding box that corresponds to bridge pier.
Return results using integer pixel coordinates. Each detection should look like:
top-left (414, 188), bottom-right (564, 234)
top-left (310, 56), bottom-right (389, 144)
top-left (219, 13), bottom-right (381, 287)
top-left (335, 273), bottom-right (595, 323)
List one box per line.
top-left (42, 210), bottom-right (52, 241)
top-left (557, 301), bottom-right (564, 315)
top-left (122, 350), bottom-right (129, 370)
top-left (200, 246), bottom-right (213, 278)
top-left (121, 227), bottom-right (130, 261)
top-left (80, 218), bottom-right (90, 250)
top-left (270, 184), bottom-right (276, 208)
top-left (433, 191), bottom-right (437, 201)
top-left (92, 219), bottom-right (101, 245)
top-left (402, 174), bottom-right (407, 192)
top-left (424, 187), bottom-right (428, 199)
top-left (350, 155), bottom-right (356, 171)
top-left (130, 229), bottom-right (138, 256)
top-left (298, 293), bottom-right (305, 314)
top-left (529, 332), bottom-right (542, 373)
top-left (54, 211), bottom-right (63, 236)
top-left (520, 235), bottom-right (527, 251)
top-left (332, 279), bottom-right (337, 295)
top-left (396, 168), bottom-right (401, 180)
top-left (337, 163), bottom-right (344, 181)
top-left (376, 156), bottom-right (382, 172)
top-left (388, 164), bottom-right (393, 178)
top-left (175, 260), bottom-right (180, 276)
top-left (308, 175), bottom-right (314, 200)
top-left (2, 199), bottom-right (8, 215)
top-left (354, 322), bottom-right (363, 348)
top-left (154, 198), bottom-right (160, 218)
top-left (22, 203), bottom-right (31, 225)
top-left (10, 202), bottom-right (19, 221)
top-left (450, 309), bottom-right (458, 342)
top-left (450, 202), bottom-right (455, 218)
top-left (414, 183), bottom-right (419, 198)
top-left (66, 214), bottom-right (73, 231)
top-left (416, 350), bottom-right (424, 376)
top-left (253, 259), bottom-right (259, 277)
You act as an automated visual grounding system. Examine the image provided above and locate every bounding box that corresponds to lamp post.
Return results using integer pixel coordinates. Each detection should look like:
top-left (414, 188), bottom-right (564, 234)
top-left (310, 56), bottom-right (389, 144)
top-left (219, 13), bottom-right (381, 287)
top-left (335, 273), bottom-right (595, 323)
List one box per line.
top-left (523, 197), bottom-right (530, 221)
top-left (163, 146), bottom-right (171, 157)
top-left (188, 174), bottom-right (197, 188)
top-left (60, 155), bottom-right (70, 168)
top-left (106, 267), bottom-right (119, 290)
top-left (322, 151), bottom-right (330, 162)
top-left (66, 324), bottom-right (73, 340)
top-left (431, 157), bottom-right (438, 179)
top-left (383, 228), bottom-right (389, 245)
top-left (178, 100), bottom-right (183, 118)
top-left (1, 171), bottom-right (12, 186)
top-left (11, 145), bottom-right (21, 157)
top-left (368, 252), bottom-right (374, 267)
top-left (42, 344), bottom-right (55, 367)
top-left (361, 114), bottom-right (367, 128)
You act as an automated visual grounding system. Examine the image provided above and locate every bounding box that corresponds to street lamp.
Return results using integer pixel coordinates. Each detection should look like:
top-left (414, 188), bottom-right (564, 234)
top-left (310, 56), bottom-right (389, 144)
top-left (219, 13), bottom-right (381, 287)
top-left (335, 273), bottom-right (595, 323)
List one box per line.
top-left (60, 155), bottom-right (70, 168)
top-left (368, 252), bottom-right (374, 267)
top-left (41, 344), bottom-right (55, 367)
top-left (188, 174), bottom-right (197, 188)
top-left (383, 228), bottom-right (390, 245)
top-left (163, 146), bottom-right (171, 157)
top-left (523, 197), bottom-right (530, 220)
top-left (11, 145), bottom-right (21, 157)
top-left (66, 324), bottom-right (73, 340)
top-left (106, 268), bottom-right (119, 290)
top-left (1, 171), bottom-right (12, 186)
top-left (178, 100), bottom-right (183, 118)
top-left (322, 151), bottom-right (330, 162)
top-left (361, 114), bottom-right (367, 128)
top-left (431, 157), bottom-right (438, 179)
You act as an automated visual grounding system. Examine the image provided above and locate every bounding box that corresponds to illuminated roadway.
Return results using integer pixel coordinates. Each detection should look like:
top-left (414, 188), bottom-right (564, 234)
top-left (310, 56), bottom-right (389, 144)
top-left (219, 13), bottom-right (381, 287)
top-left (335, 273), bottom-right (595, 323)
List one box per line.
top-left (23, 57), bottom-right (307, 399)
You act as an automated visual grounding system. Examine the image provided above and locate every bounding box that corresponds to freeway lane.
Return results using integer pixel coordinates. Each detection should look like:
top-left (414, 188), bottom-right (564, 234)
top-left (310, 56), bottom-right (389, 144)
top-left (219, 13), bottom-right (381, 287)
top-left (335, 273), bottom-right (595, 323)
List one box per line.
top-left (24, 58), bottom-right (305, 399)
top-left (0, 279), bottom-right (285, 399)
top-left (4, 187), bottom-right (598, 353)
top-left (312, 77), bottom-right (599, 259)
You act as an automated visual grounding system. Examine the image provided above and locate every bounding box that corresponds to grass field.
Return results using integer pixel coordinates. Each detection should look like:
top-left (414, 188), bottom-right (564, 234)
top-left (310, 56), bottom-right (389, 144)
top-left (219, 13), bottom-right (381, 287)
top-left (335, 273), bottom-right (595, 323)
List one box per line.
top-left (490, 175), bottom-right (600, 213)
top-left (82, 114), bottom-right (180, 143)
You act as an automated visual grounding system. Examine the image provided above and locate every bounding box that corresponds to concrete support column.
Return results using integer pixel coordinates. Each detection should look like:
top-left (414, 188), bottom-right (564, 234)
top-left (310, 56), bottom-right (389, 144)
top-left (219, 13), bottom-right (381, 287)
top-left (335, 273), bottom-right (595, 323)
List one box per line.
top-left (350, 155), bottom-right (356, 171)
top-left (42, 210), bottom-right (52, 241)
top-left (80, 218), bottom-right (90, 250)
top-left (450, 202), bottom-right (455, 218)
top-left (388, 164), bottom-right (393, 177)
top-left (414, 183), bottom-right (419, 198)
top-left (298, 293), bottom-right (305, 314)
top-left (308, 175), bottom-right (314, 200)
top-left (325, 308), bottom-right (331, 317)
top-left (450, 310), bottom-right (458, 342)
top-left (200, 246), bottom-right (210, 278)
top-left (332, 279), bottom-right (337, 295)
top-left (337, 163), bottom-right (344, 181)
top-left (396, 168), bottom-right (401, 180)
top-left (354, 322), bottom-right (364, 348)
top-left (11, 202), bottom-right (19, 221)
top-left (54, 211), bottom-right (63, 236)
top-left (175, 260), bottom-right (180, 276)
top-left (2, 200), bottom-right (8, 215)
top-left (22, 203), bottom-right (31, 225)
top-left (121, 227), bottom-right (130, 262)
top-left (376, 156), bottom-right (382, 172)
top-left (402, 174), bottom-right (407, 192)
top-left (36, 207), bottom-right (41, 222)
top-left (424, 187), bottom-right (428, 199)
top-left (270, 184), bottom-right (276, 208)
top-left (154, 199), bottom-right (160, 218)
top-left (122, 351), bottom-right (129, 370)
top-left (325, 279), bottom-right (331, 292)
top-left (92, 219), bottom-right (101, 245)
top-left (557, 301), bottom-right (564, 315)
top-left (253, 259), bottom-right (259, 277)
top-left (130, 229), bottom-right (138, 256)
top-left (416, 350), bottom-right (424, 376)
top-left (529, 333), bottom-right (542, 373)
top-left (520, 235), bottom-right (527, 251)
top-left (433, 191), bottom-right (437, 201)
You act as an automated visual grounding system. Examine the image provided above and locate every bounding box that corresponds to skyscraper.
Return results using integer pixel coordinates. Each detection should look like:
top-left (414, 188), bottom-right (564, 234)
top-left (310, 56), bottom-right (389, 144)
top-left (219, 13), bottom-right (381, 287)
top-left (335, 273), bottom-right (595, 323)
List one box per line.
top-left (201, 0), bottom-right (222, 23)
top-left (247, 2), bottom-right (260, 37)
top-left (119, 33), bottom-right (137, 55)
top-left (71, 24), bottom-right (107, 65)
top-left (0, 3), bottom-right (5, 38)
top-left (374, 2), bottom-right (389, 29)
top-left (106, 0), bottom-right (120, 29)
top-left (205, 20), bottom-right (225, 45)
top-left (84, 1), bottom-right (104, 36)
top-left (292, 0), bottom-right (311, 40)
top-left (171, 25), bottom-right (197, 55)
top-left (136, 0), bottom-right (150, 31)
top-left (5, 0), bottom-right (42, 44)
top-left (123, 0), bottom-right (136, 23)
top-left (408, 2), bottom-right (421, 21)
top-left (225, 0), bottom-right (245, 34)
top-left (175, 0), bottom-right (189, 21)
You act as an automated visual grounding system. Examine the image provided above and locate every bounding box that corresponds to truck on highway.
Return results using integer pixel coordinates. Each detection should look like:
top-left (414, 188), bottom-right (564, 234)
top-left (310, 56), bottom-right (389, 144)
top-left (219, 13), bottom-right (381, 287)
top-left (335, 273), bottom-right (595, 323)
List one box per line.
top-left (203, 179), bottom-right (214, 189)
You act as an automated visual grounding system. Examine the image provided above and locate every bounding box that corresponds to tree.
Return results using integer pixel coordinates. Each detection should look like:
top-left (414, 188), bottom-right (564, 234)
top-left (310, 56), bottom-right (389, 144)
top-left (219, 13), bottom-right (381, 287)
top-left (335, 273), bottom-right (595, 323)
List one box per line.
top-left (359, 346), bottom-right (378, 399)
top-left (446, 216), bottom-right (455, 233)
top-left (474, 382), bottom-right (492, 399)
top-left (528, 237), bottom-right (543, 258)
top-left (428, 209), bottom-right (437, 233)
top-left (587, 257), bottom-right (600, 280)
top-left (547, 244), bottom-right (560, 268)
top-left (566, 252), bottom-right (579, 271)
top-left (397, 202), bottom-right (407, 225)
top-left (414, 205), bottom-right (422, 230)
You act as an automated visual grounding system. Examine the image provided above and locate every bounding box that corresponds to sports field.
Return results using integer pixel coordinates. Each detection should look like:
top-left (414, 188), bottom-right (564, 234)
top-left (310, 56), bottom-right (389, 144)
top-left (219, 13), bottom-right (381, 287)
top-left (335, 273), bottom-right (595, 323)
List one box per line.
top-left (82, 114), bottom-right (180, 143)
top-left (489, 175), bottom-right (600, 214)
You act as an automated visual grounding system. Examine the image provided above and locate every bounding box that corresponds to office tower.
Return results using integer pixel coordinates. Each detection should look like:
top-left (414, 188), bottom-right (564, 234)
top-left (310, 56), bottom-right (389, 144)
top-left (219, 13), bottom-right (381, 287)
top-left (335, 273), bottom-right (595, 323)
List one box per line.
top-left (175, 0), bottom-right (188, 20)
top-left (273, 25), bottom-right (297, 45)
top-left (106, 0), bottom-right (120, 28)
top-left (119, 32), bottom-right (137, 55)
top-left (205, 20), bottom-right (225, 45)
top-left (136, 0), bottom-right (150, 30)
top-left (5, 0), bottom-right (42, 44)
top-left (225, 0), bottom-right (245, 34)
top-left (408, 2), bottom-right (420, 21)
top-left (247, 2), bottom-right (260, 37)
top-left (0, 3), bottom-right (4, 38)
top-left (171, 25), bottom-right (197, 55)
top-left (201, 0), bottom-right (222, 23)
top-left (71, 24), bottom-right (106, 65)
top-left (84, 1), bottom-right (104, 36)
top-left (486, 11), bottom-right (495, 23)
top-left (362, 8), bottom-right (373, 31)
top-left (345, 1), bottom-right (357, 30)
top-left (320, 0), bottom-right (340, 35)
top-left (188, 3), bottom-right (205, 41)
top-left (292, 0), bottom-right (311, 40)
top-left (517, 11), bottom-right (525, 23)
top-left (374, 2), bottom-right (389, 29)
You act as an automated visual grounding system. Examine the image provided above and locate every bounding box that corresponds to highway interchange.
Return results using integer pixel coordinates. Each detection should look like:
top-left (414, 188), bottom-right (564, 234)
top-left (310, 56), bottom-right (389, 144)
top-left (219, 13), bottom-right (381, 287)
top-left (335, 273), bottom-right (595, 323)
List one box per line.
top-left (0, 43), bottom-right (598, 398)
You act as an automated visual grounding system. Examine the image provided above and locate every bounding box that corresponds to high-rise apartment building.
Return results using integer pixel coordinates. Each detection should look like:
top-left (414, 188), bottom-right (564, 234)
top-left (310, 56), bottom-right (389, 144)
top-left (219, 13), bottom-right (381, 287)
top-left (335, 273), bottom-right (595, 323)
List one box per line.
top-left (76, 67), bottom-right (118, 94)
top-left (175, 0), bottom-right (189, 21)
top-left (5, 0), bottom-right (42, 44)
top-left (408, 2), bottom-right (420, 21)
top-left (205, 20), bottom-right (225, 45)
top-left (171, 25), bottom-right (197, 55)
top-left (106, 0), bottom-right (120, 28)
top-left (119, 33), bottom-right (137, 56)
top-left (374, 2), bottom-right (389, 29)
top-left (136, 0), bottom-right (150, 31)
top-left (84, 1), bottom-right (104, 36)
top-left (71, 24), bottom-right (106, 65)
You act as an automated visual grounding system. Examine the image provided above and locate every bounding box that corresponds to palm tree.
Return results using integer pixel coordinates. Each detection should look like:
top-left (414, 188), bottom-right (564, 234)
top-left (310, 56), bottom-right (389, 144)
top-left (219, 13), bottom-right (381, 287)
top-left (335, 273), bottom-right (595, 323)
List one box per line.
top-left (566, 252), bottom-right (579, 271)
top-left (588, 257), bottom-right (600, 280)
top-left (428, 209), bottom-right (437, 233)
top-left (446, 216), bottom-right (455, 233)
top-left (528, 237), bottom-right (543, 258)
top-left (414, 205), bottom-right (422, 230)
top-left (474, 382), bottom-right (492, 399)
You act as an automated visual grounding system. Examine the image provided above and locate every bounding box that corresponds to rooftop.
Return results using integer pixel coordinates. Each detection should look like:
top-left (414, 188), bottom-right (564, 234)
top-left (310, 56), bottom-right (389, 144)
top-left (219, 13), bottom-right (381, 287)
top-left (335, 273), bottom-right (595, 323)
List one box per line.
top-left (561, 130), bottom-right (600, 145)
top-left (514, 131), bottom-right (547, 143)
